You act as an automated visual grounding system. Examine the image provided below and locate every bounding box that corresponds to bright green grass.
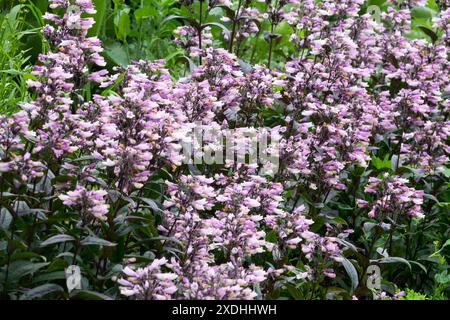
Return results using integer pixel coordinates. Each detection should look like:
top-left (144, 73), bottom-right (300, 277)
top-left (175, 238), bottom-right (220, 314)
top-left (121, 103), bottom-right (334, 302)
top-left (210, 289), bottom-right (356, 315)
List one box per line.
top-left (0, 4), bottom-right (40, 115)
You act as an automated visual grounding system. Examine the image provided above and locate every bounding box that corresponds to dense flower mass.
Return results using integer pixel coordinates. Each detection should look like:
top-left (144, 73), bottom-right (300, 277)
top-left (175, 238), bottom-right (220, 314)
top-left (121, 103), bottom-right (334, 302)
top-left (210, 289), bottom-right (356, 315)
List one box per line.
top-left (0, 0), bottom-right (448, 301)
top-left (358, 173), bottom-right (425, 218)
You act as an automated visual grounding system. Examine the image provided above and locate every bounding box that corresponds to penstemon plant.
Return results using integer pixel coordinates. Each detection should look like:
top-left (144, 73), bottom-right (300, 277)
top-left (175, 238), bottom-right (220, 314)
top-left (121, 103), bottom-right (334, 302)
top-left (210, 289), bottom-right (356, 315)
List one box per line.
top-left (0, 0), bottom-right (448, 300)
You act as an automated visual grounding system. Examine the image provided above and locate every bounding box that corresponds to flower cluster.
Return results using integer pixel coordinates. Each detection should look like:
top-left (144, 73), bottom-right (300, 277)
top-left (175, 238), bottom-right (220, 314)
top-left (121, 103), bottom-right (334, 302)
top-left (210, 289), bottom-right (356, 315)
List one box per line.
top-left (118, 258), bottom-right (178, 300)
top-left (23, 0), bottom-right (106, 158)
top-left (173, 25), bottom-right (213, 57)
top-left (0, 112), bottom-right (44, 182)
top-left (156, 173), bottom-right (269, 299)
top-left (59, 185), bottom-right (109, 222)
top-left (119, 165), bottom-right (343, 299)
top-left (357, 173), bottom-right (424, 219)
top-left (92, 60), bottom-right (179, 192)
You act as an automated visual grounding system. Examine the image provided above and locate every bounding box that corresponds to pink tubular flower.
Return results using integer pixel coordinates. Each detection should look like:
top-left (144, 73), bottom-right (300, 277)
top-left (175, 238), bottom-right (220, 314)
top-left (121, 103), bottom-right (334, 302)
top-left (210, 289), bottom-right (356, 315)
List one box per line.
top-left (359, 173), bottom-right (425, 219)
top-left (59, 185), bottom-right (109, 221)
top-left (118, 258), bottom-right (178, 300)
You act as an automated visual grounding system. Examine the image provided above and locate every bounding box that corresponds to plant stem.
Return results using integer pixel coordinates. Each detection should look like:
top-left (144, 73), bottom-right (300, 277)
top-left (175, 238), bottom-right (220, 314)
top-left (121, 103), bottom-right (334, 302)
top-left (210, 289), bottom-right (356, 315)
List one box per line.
top-left (268, 24), bottom-right (274, 69)
top-left (198, 0), bottom-right (204, 65)
top-left (250, 28), bottom-right (262, 64)
top-left (228, 0), bottom-right (243, 53)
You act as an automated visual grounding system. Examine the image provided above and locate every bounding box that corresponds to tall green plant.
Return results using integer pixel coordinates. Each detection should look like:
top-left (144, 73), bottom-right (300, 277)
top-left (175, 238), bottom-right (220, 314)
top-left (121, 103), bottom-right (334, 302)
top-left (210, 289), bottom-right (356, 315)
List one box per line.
top-left (0, 5), bottom-right (33, 115)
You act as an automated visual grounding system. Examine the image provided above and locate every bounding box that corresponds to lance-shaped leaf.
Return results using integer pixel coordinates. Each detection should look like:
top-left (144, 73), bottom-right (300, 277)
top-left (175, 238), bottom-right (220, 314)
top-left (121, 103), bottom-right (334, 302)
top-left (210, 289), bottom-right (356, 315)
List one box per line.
top-left (80, 236), bottom-right (116, 247)
top-left (40, 234), bottom-right (76, 247)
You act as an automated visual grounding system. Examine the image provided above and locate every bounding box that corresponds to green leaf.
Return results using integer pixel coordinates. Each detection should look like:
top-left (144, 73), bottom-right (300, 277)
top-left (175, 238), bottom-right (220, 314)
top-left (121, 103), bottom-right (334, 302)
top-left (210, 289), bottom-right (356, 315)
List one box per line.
top-left (124, 252), bottom-right (155, 263)
top-left (11, 251), bottom-right (46, 262)
top-left (434, 271), bottom-right (450, 284)
top-left (441, 239), bottom-right (450, 249)
top-left (80, 236), bottom-right (116, 247)
top-left (275, 21), bottom-right (293, 38)
top-left (7, 5), bottom-right (26, 26)
top-left (0, 208), bottom-right (13, 230)
top-left (411, 6), bottom-right (437, 20)
top-left (333, 238), bottom-right (358, 253)
top-left (162, 15), bottom-right (200, 29)
top-left (104, 42), bottom-right (130, 67)
top-left (341, 258), bottom-right (359, 292)
top-left (0, 240), bottom-right (7, 251)
top-left (177, 55), bottom-right (197, 73)
top-left (135, 7), bottom-right (157, 20)
top-left (118, 11), bottom-right (131, 41)
top-left (363, 222), bottom-right (377, 233)
top-left (32, 271), bottom-right (67, 284)
top-left (40, 234), bottom-right (76, 247)
top-left (215, 5), bottom-right (235, 20)
top-left (238, 59), bottom-right (253, 74)
top-left (202, 22), bottom-right (230, 39)
top-left (285, 284), bottom-right (303, 300)
top-left (8, 262), bottom-right (50, 283)
top-left (163, 49), bottom-right (184, 63)
top-left (367, 0), bottom-right (387, 6)
top-left (0, 69), bottom-right (24, 75)
top-left (436, 239), bottom-right (450, 253)
top-left (409, 261), bottom-right (427, 273)
top-left (90, 0), bottom-right (108, 37)
top-left (19, 284), bottom-right (64, 300)
top-left (188, 164), bottom-right (202, 175)
top-left (418, 26), bottom-right (437, 43)
top-left (372, 155), bottom-right (391, 170)
top-left (139, 197), bottom-right (163, 212)
top-left (330, 216), bottom-right (348, 226)
top-left (372, 257), bottom-right (412, 270)
top-left (423, 193), bottom-right (439, 203)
